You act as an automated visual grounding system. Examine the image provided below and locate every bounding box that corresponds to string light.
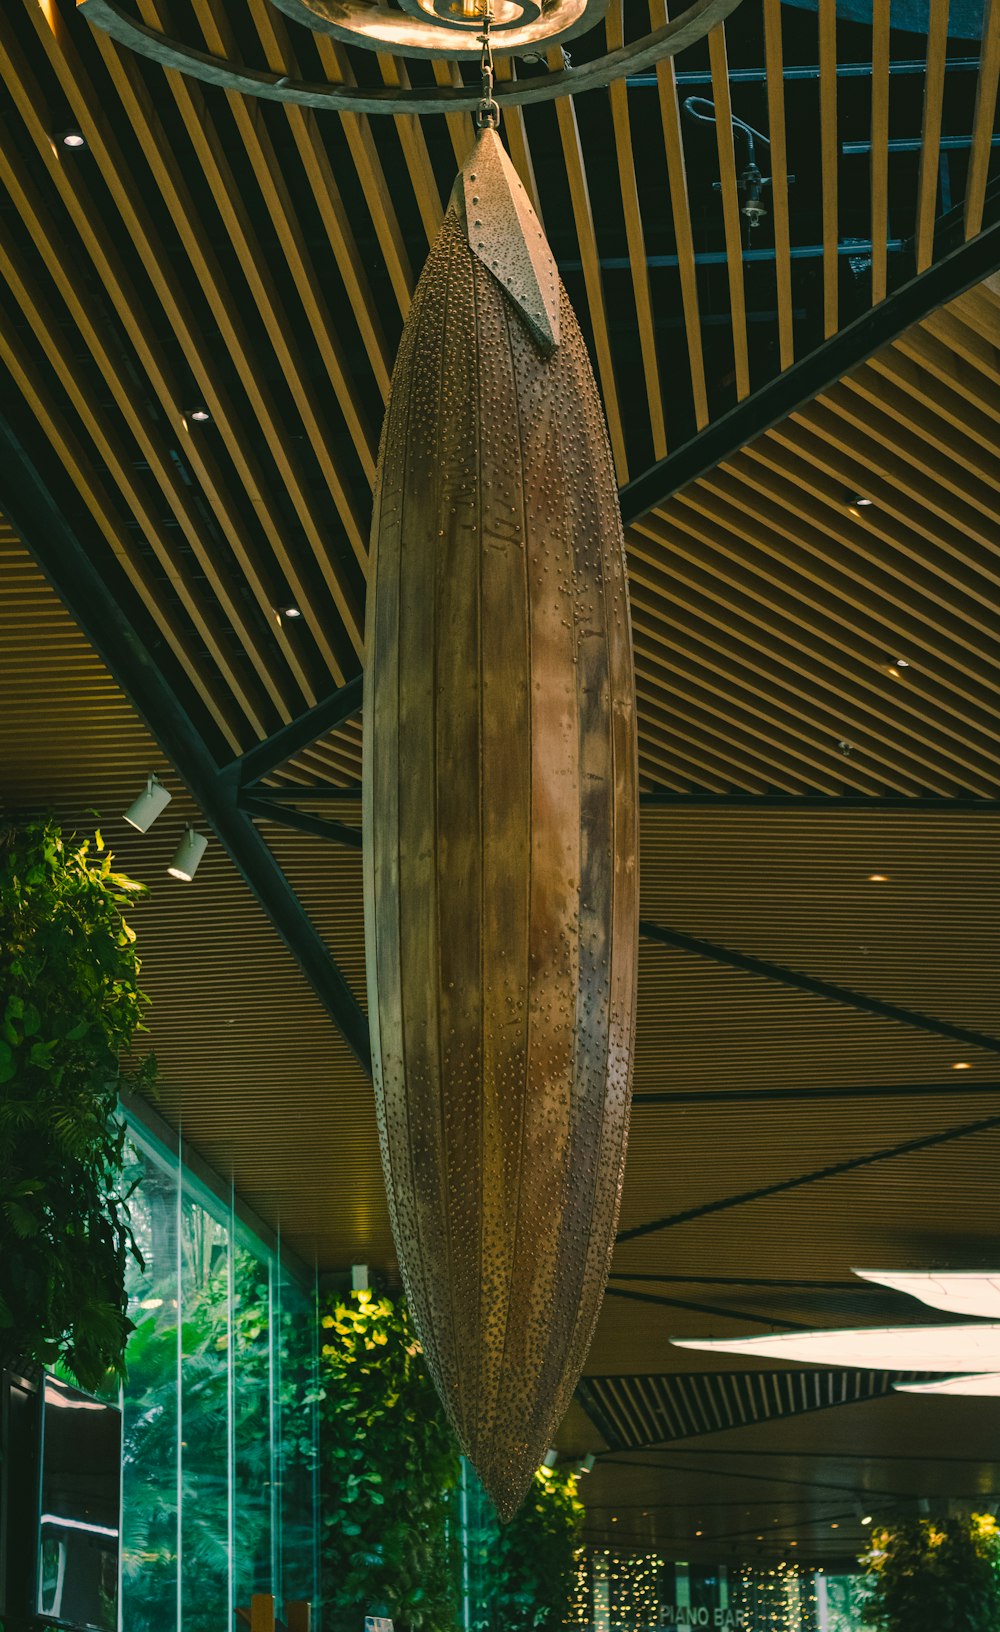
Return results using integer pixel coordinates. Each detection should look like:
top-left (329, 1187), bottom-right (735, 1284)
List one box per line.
top-left (570, 1548), bottom-right (871, 1630)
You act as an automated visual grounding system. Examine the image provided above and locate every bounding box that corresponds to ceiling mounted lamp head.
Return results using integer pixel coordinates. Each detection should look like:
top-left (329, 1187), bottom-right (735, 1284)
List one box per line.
top-left (363, 117), bottom-right (638, 1521)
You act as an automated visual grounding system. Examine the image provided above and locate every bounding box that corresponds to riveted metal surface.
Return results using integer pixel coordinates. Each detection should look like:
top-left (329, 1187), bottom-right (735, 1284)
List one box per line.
top-left (363, 131), bottom-right (639, 1519)
top-left (458, 132), bottom-right (560, 355)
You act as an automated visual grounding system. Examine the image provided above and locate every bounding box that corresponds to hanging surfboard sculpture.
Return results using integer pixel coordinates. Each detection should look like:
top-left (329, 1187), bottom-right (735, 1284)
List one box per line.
top-left (363, 122), bottom-right (638, 1521)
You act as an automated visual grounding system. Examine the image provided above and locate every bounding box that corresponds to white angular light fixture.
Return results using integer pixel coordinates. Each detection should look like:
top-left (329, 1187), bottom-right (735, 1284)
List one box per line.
top-left (671, 1323), bottom-right (1000, 1371)
top-left (167, 826), bottom-right (208, 881)
top-left (672, 1267), bottom-right (1000, 1386)
top-left (123, 772), bottom-right (172, 832)
top-left (895, 1373), bottom-right (1000, 1397)
top-left (853, 1269), bottom-right (1000, 1320)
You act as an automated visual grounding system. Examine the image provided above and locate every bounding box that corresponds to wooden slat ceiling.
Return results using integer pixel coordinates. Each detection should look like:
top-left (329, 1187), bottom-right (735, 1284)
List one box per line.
top-left (2, 0), bottom-right (1000, 1561)
top-left (0, 0), bottom-right (997, 762)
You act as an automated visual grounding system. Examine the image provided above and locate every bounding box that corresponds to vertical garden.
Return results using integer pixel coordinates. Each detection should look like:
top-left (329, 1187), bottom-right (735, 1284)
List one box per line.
top-left (1, 822), bottom-right (585, 1632)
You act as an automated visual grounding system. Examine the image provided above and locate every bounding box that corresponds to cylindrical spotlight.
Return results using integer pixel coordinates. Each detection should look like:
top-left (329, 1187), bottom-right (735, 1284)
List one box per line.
top-left (168, 826), bottom-right (208, 881)
top-left (123, 773), bottom-right (172, 833)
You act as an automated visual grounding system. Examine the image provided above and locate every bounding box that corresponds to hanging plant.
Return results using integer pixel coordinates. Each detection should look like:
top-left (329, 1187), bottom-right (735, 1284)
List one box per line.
top-left (0, 821), bottom-right (153, 1389)
top-left (317, 1288), bottom-right (461, 1632)
top-left (474, 1464), bottom-right (585, 1632)
top-left (861, 1512), bottom-right (1000, 1632)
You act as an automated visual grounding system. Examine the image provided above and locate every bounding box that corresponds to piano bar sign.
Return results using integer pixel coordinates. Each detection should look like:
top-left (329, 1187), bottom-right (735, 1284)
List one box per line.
top-left (660, 1611), bottom-right (748, 1629)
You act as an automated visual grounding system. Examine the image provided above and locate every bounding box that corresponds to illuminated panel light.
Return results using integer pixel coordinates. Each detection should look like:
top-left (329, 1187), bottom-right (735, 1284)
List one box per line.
top-left (40, 1515), bottom-right (119, 1538)
top-left (894, 1373), bottom-right (1000, 1397)
top-left (853, 1269), bottom-right (1000, 1320)
top-left (670, 1322), bottom-right (1000, 1370)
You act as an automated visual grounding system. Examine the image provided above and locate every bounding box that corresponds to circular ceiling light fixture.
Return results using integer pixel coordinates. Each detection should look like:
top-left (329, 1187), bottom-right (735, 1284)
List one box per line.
top-left (266, 0), bottom-right (611, 55)
top-left (78, 0), bottom-right (745, 108)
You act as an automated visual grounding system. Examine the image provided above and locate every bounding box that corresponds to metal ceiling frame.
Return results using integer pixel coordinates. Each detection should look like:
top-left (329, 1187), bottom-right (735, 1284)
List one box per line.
top-left (616, 1108), bottom-right (1000, 1243)
top-left (633, 1081), bottom-right (1000, 1105)
top-left (0, 406), bottom-right (373, 1073)
top-left (618, 202), bottom-right (1000, 525)
top-left (639, 919), bottom-right (1000, 1057)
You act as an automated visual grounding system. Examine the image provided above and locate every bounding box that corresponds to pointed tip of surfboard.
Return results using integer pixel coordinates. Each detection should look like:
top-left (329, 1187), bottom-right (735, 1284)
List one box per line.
top-left (453, 126), bottom-right (560, 355)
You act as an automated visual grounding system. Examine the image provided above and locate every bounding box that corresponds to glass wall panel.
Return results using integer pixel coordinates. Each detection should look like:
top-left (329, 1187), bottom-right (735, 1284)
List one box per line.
top-left (179, 1190), bottom-right (231, 1632)
top-left (117, 1115), bottom-right (321, 1632)
top-left (275, 1263), bottom-right (319, 1614)
top-left (120, 1137), bottom-right (180, 1632)
top-left (232, 1230), bottom-right (275, 1607)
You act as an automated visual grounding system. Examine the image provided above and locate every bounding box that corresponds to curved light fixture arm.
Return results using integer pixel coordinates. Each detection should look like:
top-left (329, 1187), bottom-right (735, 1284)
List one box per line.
top-left (77, 0), bottom-right (745, 114)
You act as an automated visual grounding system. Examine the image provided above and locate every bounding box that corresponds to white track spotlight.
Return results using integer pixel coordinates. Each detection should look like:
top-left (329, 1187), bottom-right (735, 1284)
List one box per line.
top-left (167, 826), bottom-right (208, 882)
top-left (577, 1454), bottom-right (596, 1475)
top-left (542, 1448), bottom-right (559, 1469)
top-left (123, 773), bottom-right (172, 833)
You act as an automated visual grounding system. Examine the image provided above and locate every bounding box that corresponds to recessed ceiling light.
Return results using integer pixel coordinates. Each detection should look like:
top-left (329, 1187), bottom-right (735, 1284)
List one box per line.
top-left (280, 605), bottom-right (302, 619)
top-left (952, 1061), bottom-right (972, 1070)
top-left (868, 872), bottom-right (890, 882)
top-left (59, 130), bottom-right (86, 149)
top-left (831, 1522), bottom-right (839, 1529)
top-left (186, 406), bottom-right (212, 424)
top-left (861, 1515), bottom-right (873, 1525)
top-left (846, 490), bottom-right (874, 508)
top-left (790, 1540), bottom-right (798, 1547)
top-left (695, 1529), bottom-right (703, 1536)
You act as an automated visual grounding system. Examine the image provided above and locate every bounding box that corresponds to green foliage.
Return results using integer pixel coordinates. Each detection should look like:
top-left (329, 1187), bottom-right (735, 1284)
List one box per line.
top-left (861, 1512), bottom-right (1000, 1632)
top-left (317, 1289), bottom-right (461, 1631)
top-left (0, 821), bottom-right (153, 1388)
top-left (473, 1465), bottom-right (585, 1632)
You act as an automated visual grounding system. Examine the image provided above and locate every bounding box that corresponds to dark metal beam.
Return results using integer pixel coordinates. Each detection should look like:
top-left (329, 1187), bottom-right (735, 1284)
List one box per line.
top-left (604, 1285), bottom-right (807, 1330)
top-left (603, 1447), bottom-right (1000, 1463)
top-left (231, 673), bottom-right (363, 788)
top-left (250, 787), bottom-right (1000, 811)
top-left (246, 785), bottom-right (364, 804)
top-left (594, 1448), bottom-right (909, 1500)
top-left (639, 919), bottom-right (1000, 1057)
top-left (638, 792), bottom-right (1000, 810)
top-left (633, 1080), bottom-right (1000, 1105)
top-left (616, 1108), bottom-right (1000, 1243)
top-left (0, 409), bottom-right (372, 1074)
top-left (627, 56), bottom-right (983, 86)
top-left (608, 1273), bottom-right (860, 1288)
top-left (618, 205), bottom-right (1000, 525)
top-left (238, 790), bottom-right (363, 850)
